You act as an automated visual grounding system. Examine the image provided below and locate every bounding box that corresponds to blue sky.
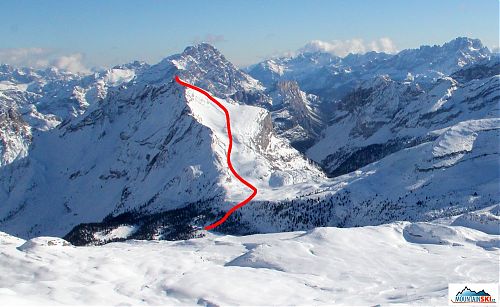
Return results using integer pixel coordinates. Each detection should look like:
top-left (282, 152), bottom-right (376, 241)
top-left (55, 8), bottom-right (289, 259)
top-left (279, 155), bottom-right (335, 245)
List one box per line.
top-left (0, 0), bottom-right (498, 71)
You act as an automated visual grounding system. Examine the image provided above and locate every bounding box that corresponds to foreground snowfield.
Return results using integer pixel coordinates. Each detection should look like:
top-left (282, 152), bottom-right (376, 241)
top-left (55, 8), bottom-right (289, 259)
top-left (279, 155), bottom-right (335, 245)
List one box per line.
top-left (0, 212), bottom-right (498, 306)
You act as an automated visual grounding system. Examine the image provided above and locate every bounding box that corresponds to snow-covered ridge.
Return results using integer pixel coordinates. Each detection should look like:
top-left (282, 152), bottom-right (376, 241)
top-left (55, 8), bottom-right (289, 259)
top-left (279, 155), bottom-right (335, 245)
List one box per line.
top-left (0, 57), bottom-right (325, 239)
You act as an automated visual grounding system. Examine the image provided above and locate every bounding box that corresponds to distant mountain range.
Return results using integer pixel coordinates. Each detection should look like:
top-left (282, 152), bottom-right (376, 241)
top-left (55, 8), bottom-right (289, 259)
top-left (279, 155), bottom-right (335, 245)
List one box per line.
top-left (0, 37), bottom-right (498, 244)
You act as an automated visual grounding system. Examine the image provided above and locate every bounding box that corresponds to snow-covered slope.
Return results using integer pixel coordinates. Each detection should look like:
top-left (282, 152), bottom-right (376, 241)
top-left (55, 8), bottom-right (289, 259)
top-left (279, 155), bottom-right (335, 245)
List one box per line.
top-left (61, 114), bottom-right (499, 244)
top-left (0, 211), bottom-right (498, 305)
top-left (234, 117), bottom-right (499, 233)
top-left (0, 46), bottom-right (324, 239)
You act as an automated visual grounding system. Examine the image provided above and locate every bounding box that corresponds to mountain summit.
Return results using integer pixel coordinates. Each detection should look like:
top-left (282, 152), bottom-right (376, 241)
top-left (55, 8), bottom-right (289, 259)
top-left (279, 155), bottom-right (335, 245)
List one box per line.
top-left (140, 43), bottom-right (264, 97)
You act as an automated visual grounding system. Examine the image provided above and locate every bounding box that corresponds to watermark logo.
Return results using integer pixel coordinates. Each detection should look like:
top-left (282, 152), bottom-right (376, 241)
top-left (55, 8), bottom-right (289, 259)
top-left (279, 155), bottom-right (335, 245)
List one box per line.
top-left (449, 283), bottom-right (498, 305)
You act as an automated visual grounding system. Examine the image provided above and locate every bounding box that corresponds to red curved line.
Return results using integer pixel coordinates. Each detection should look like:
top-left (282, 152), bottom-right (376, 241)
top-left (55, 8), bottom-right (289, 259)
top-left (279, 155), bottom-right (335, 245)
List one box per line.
top-left (174, 76), bottom-right (258, 230)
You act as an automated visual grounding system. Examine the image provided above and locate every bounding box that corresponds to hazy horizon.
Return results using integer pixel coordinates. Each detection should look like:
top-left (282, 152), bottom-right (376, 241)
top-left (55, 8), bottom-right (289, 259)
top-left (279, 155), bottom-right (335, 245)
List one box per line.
top-left (1, 0), bottom-right (498, 72)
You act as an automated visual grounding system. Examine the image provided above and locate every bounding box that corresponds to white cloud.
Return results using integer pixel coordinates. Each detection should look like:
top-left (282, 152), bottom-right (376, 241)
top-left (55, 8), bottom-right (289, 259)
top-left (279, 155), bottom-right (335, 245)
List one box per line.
top-left (0, 47), bottom-right (90, 74)
top-left (370, 37), bottom-right (398, 54)
top-left (0, 48), bottom-right (51, 67)
top-left (299, 37), bottom-right (398, 57)
top-left (50, 53), bottom-right (89, 74)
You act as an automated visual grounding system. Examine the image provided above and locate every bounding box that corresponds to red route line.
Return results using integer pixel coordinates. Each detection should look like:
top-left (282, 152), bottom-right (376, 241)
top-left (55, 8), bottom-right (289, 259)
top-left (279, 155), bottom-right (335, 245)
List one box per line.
top-left (174, 76), bottom-right (258, 230)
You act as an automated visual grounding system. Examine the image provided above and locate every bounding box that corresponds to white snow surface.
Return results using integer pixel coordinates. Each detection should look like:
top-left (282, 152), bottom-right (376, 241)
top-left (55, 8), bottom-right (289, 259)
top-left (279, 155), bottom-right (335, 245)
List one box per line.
top-left (0, 217), bottom-right (498, 305)
top-left (94, 225), bottom-right (138, 242)
top-left (185, 88), bottom-right (325, 202)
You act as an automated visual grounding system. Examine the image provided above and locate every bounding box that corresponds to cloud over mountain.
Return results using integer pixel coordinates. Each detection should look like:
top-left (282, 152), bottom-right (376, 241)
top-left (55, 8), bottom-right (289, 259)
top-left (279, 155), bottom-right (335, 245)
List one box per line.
top-left (0, 47), bottom-right (90, 74)
top-left (299, 37), bottom-right (398, 56)
top-left (50, 53), bottom-right (89, 74)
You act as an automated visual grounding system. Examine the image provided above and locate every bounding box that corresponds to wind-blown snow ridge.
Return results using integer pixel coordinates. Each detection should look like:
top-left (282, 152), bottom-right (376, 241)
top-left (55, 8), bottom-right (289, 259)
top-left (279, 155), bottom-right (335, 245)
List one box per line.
top-left (174, 76), bottom-right (258, 230)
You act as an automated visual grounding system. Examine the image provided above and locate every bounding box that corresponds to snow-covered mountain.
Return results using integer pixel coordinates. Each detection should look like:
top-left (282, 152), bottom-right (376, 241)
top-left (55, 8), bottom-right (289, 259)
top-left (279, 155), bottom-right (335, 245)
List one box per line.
top-left (0, 38), bottom-right (498, 245)
top-left (246, 51), bottom-right (343, 91)
top-left (247, 37), bottom-right (491, 99)
top-left (64, 51), bottom-right (499, 244)
top-left (0, 62), bottom-right (149, 166)
top-left (307, 57), bottom-right (499, 176)
top-left (140, 43), bottom-right (264, 97)
top-left (0, 45), bottom-right (324, 239)
top-left (243, 37), bottom-right (494, 152)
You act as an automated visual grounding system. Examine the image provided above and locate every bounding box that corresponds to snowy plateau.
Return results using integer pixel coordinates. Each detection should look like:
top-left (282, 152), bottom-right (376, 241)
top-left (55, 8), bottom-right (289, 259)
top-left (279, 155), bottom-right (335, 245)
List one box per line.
top-left (0, 37), bottom-right (499, 305)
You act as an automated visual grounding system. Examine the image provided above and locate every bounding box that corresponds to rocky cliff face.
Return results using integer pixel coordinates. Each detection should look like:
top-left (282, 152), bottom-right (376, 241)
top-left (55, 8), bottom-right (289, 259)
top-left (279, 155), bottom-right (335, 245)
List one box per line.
top-left (0, 108), bottom-right (31, 166)
top-left (267, 80), bottom-right (324, 151)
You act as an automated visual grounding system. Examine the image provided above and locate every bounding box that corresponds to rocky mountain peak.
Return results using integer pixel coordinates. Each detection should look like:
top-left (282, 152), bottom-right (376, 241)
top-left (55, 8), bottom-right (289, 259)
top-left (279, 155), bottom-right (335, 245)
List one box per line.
top-left (136, 43), bottom-right (263, 98)
top-left (443, 37), bottom-right (488, 53)
top-left (175, 43), bottom-right (230, 70)
top-left (182, 43), bottom-right (221, 57)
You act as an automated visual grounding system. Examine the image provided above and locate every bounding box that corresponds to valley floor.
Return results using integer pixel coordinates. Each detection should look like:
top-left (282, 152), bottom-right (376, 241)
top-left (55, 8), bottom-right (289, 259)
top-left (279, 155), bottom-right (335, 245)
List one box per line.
top-left (0, 217), bottom-right (498, 306)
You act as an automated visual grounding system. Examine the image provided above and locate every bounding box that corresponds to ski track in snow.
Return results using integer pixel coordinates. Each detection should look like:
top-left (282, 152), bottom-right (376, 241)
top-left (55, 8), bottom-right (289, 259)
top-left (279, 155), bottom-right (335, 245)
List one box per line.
top-left (175, 76), bottom-right (258, 230)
